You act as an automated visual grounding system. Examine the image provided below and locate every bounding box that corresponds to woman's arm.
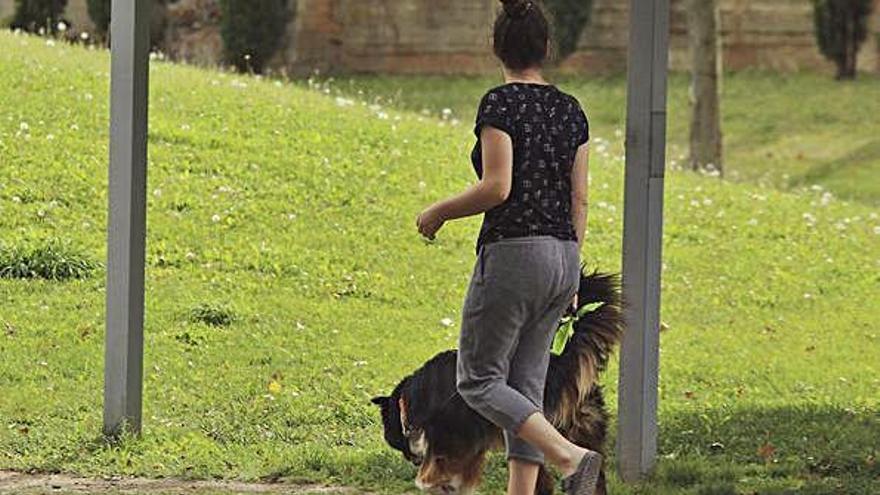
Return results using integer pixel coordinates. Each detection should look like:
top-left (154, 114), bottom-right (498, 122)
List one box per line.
top-left (416, 126), bottom-right (513, 239)
top-left (570, 143), bottom-right (590, 249)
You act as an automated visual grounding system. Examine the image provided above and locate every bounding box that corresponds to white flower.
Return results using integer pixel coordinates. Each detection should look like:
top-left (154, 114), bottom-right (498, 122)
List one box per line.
top-left (747, 218), bottom-right (758, 226)
top-left (56, 21), bottom-right (67, 32)
top-left (335, 97), bottom-right (354, 107)
top-left (440, 317), bottom-right (454, 327)
top-left (442, 108), bottom-right (453, 119)
top-left (45, 39), bottom-right (56, 47)
top-left (211, 214), bottom-right (221, 223)
top-left (80, 32), bottom-right (89, 41)
top-left (874, 226), bottom-right (880, 235)
top-left (353, 360), bottom-right (368, 367)
top-left (19, 122), bottom-right (29, 132)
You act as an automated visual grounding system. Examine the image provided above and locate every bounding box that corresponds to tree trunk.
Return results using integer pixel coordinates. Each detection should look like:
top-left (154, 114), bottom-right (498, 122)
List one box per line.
top-left (688, 0), bottom-right (723, 176)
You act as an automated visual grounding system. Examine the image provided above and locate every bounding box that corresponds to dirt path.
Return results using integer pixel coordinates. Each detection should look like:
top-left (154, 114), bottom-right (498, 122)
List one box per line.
top-left (0, 470), bottom-right (359, 494)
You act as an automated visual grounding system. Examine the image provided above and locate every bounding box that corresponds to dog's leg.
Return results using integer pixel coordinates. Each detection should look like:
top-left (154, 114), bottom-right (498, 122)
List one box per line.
top-left (535, 465), bottom-right (555, 495)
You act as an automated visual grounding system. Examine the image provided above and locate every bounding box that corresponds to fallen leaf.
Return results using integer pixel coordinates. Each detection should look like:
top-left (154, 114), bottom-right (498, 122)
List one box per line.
top-left (757, 442), bottom-right (775, 461)
top-left (268, 380), bottom-right (282, 395)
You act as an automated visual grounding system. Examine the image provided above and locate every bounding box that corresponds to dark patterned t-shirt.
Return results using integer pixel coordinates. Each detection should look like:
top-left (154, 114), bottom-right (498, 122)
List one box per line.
top-left (470, 82), bottom-right (590, 255)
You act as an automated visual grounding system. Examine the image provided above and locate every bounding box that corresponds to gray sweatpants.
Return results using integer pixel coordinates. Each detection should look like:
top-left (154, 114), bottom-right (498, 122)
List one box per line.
top-left (456, 235), bottom-right (580, 465)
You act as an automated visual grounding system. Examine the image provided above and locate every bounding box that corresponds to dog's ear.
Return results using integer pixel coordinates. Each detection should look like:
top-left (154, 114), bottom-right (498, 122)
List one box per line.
top-left (371, 395), bottom-right (390, 406)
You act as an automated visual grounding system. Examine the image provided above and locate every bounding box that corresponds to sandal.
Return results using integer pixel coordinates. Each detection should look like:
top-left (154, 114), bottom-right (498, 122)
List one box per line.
top-left (559, 450), bottom-right (603, 495)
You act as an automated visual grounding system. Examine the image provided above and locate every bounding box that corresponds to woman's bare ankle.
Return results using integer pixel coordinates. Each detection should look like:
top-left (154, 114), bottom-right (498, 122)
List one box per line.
top-left (558, 446), bottom-right (589, 477)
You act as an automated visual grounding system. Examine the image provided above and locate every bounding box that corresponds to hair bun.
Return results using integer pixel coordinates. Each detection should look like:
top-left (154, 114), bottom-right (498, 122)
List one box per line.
top-left (500, 0), bottom-right (533, 19)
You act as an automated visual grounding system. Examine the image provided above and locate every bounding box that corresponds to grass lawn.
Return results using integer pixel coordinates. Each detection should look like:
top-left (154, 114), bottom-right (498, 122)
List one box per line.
top-left (309, 70), bottom-right (880, 207)
top-left (1, 32), bottom-right (879, 494)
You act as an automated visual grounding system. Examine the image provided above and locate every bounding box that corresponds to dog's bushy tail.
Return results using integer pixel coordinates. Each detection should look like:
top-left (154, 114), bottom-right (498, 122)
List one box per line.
top-left (553, 266), bottom-right (625, 424)
top-left (564, 267), bottom-right (625, 371)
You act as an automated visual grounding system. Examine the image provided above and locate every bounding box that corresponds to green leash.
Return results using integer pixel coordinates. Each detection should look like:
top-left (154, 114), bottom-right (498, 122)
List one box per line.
top-left (551, 302), bottom-right (603, 356)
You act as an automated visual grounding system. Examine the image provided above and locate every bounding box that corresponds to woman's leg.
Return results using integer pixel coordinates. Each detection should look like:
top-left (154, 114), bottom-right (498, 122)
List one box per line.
top-left (505, 242), bottom-right (585, 494)
top-left (514, 412), bottom-right (590, 478)
top-left (508, 459), bottom-right (541, 495)
top-left (456, 243), bottom-right (557, 445)
top-left (457, 238), bottom-right (591, 492)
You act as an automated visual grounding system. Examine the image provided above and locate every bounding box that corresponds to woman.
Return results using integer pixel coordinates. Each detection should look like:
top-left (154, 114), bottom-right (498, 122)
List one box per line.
top-left (415, 1), bottom-right (601, 494)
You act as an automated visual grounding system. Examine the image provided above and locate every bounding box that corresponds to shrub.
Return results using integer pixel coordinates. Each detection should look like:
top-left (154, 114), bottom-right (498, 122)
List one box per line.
top-left (0, 239), bottom-right (99, 281)
top-left (813, 0), bottom-right (875, 79)
top-left (187, 303), bottom-right (238, 327)
top-left (544, 0), bottom-right (594, 61)
top-left (86, 0), bottom-right (168, 47)
top-left (10, 0), bottom-right (68, 33)
top-left (219, 0), bottom-right (290, 73)
top-left (85, 0), bottom-right (110, 37)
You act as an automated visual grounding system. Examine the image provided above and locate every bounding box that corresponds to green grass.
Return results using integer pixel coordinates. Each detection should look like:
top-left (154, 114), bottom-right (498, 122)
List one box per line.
top-left (306, 70), bottom-right (880, 206)
top-left (1, 31), bottom-right (879, 494)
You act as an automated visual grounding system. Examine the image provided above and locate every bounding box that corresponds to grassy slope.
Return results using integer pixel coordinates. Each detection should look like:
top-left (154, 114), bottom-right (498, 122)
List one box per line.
top-left (0, 32), bottom-right (878, 494)
top-left (315, 70), bottom-right (880, 206)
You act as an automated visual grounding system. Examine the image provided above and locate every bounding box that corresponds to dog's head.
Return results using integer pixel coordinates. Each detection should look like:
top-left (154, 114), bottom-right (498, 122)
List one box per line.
top-left (370, 376), bottom-right (423, 465)
top-left (372, 351), bottom-right (497, 495)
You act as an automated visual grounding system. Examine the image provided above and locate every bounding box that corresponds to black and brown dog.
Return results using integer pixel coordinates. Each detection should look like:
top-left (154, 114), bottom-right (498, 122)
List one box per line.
top-left (372, 267), bottom-right (625, 495)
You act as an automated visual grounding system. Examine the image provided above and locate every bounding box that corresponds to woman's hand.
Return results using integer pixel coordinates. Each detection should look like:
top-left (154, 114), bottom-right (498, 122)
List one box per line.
top-left (416, 204), bottom-right (446, 240)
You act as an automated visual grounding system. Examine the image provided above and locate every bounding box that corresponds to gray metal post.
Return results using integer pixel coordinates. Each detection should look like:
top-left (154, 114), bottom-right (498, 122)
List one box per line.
top-left (104, 0), bottom-right (151, 437)
top-left (617, 0), bottom-right (669, 481)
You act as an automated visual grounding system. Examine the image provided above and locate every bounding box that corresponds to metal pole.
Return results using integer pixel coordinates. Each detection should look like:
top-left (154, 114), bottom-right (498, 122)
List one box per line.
top-left (104, 0), bottom-right (151, 437)
top-left (617, 0), bottom-right (669, 481)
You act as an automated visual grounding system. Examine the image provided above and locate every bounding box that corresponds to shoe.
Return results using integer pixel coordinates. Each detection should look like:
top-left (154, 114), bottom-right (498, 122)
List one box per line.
top-left (559, 450), bottom-right (603, 495)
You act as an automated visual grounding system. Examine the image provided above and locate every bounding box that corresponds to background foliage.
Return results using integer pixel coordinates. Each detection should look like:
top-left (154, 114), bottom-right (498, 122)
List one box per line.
top-left (11, 0), bottom-right (67, 33)
top-left (219, 0), bottom-right (290, 73)
top-left (544, 0), bottom-right (594, 61)
top-left (812, 0), bottom-right (875, 79)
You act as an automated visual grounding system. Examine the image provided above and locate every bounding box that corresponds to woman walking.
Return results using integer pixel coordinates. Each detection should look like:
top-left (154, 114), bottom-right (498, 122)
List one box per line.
top-left (415, 1), bottom-right (602, 494)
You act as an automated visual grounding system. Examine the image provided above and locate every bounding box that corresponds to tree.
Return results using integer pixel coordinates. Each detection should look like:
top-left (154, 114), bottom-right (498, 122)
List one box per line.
top-left (687, 0), bottom-right (723, 176)
top-left (813, 0), bottom-right (875, 80)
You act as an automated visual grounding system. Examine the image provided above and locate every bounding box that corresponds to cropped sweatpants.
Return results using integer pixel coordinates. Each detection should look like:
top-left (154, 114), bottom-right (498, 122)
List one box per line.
top-left (455, 235), bottom-right (580, 465)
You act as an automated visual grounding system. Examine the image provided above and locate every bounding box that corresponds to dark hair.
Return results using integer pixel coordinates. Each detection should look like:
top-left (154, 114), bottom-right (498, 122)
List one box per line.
top-left (494, 0), bottom-right (550, 71)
